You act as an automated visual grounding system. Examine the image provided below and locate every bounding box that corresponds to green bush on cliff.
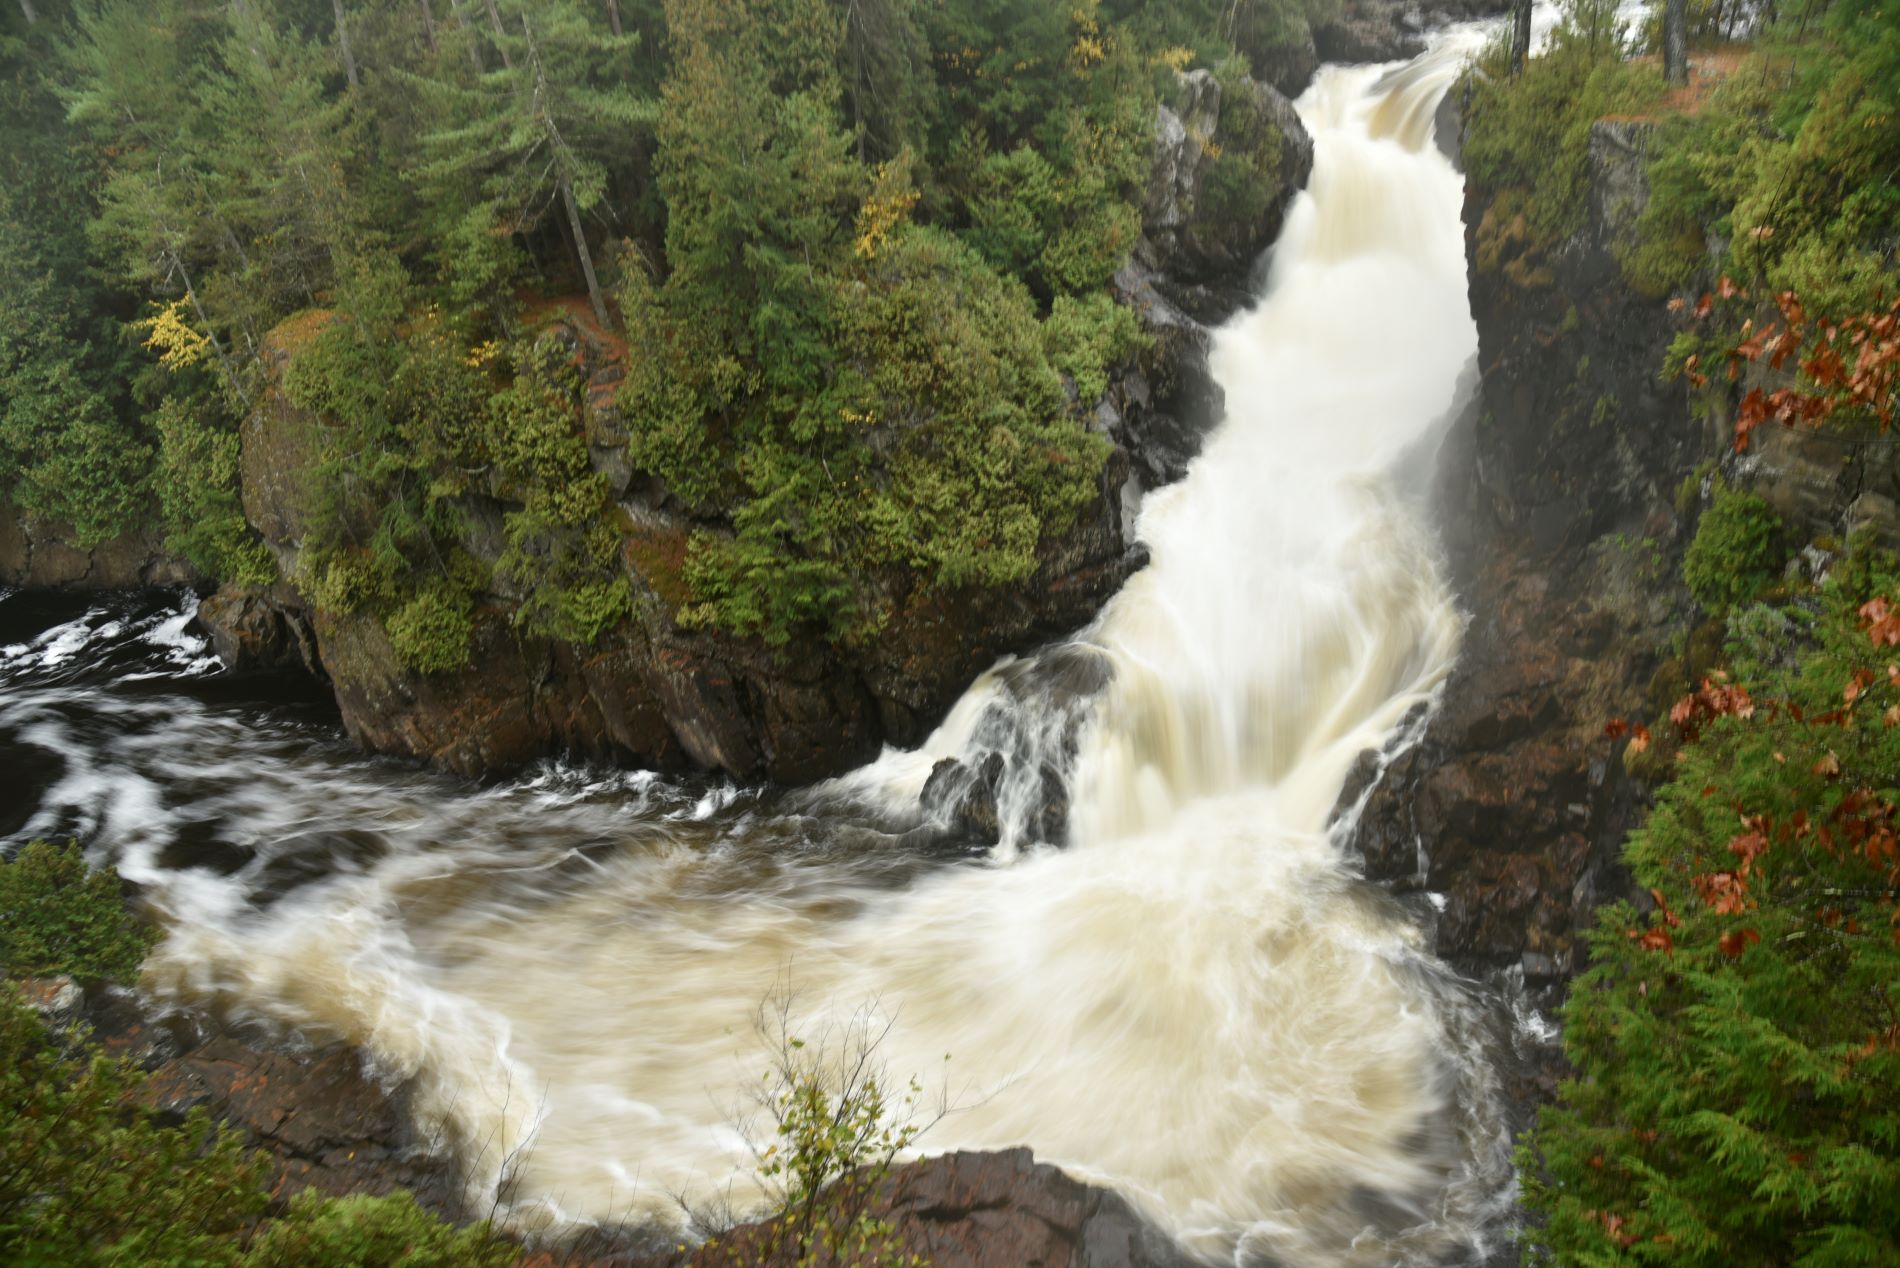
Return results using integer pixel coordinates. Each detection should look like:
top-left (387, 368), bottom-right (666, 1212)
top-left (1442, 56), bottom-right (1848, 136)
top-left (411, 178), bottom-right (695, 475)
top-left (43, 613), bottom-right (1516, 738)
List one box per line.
top-left (243, 1191), bottom-right (515, 1267)
top-left (1683, 485), bottom-right (1783, 612)
top-left (1197, 58), bottom-right (1288, 235)
top-left (1624, 0), bottom-right (1900, 313)
top-left (151, 394), bottom-right (277, 587)
top-left (1462, 32), bottom-right (1663, 255)
top-left (0, 841), bottom-right (155, 984)
top-left (485, 336), bottom-right (633, 648)
top-left (1519, 550), bottom-right (1900, 1265)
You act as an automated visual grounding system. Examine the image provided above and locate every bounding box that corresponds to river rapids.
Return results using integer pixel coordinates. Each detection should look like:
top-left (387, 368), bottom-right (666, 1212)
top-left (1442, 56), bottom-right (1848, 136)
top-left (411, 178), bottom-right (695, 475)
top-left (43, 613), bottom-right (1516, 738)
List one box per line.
top-left (3, 34), bottom-right (1527, 1268)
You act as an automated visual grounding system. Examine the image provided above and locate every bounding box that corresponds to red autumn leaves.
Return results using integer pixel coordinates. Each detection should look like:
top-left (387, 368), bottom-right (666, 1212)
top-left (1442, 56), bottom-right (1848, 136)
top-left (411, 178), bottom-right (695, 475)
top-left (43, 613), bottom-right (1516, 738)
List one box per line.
top-left (1607, 595), bottom-right (1900, 958)
top-left (1670, 280), bottom-right (1899, 453)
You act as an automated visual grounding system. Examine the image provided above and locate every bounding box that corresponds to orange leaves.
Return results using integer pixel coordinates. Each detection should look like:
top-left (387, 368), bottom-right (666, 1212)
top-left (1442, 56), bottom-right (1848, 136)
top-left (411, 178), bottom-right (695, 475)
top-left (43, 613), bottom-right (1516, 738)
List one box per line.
top-left (1631, 926), bottom-right (1674, 954)
top-left (1676, 280), bottom-right (1899, 452)
top-left (1859, 597), bottom-right (1900, 648)
top-left (1604, 719), bottom-right (1651, 752)
top-left (1670, 676), bottom-right (1756, 741)
top-left (1718, 928), bottom-right (1760, 957)
top-left (1694, 870), bottom-right (1748, 915)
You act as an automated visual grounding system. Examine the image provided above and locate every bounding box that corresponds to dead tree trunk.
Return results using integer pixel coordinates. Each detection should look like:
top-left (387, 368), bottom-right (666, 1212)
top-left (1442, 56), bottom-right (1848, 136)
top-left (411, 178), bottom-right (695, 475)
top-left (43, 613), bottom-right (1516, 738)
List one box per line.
top-left (1664, 0), bottom-right (1689, 86)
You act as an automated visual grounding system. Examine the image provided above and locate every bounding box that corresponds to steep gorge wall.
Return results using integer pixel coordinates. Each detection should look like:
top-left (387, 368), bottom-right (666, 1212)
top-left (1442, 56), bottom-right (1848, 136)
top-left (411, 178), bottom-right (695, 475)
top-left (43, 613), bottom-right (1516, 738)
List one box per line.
top-left (1349, 112), bottom-right (1900, 998)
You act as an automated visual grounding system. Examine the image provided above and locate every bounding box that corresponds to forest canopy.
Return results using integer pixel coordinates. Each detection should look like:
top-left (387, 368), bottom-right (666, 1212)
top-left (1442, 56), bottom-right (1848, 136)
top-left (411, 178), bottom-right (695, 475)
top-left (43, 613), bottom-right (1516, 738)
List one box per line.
top-left (0, 0), bottom-right (1308, 659)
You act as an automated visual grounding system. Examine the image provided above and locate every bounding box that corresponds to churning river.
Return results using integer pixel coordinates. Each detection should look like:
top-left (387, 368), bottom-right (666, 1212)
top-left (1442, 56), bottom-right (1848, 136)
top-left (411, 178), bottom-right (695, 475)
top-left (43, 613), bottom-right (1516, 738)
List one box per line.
top-left (4, 31), bottom-right (1532, 1268)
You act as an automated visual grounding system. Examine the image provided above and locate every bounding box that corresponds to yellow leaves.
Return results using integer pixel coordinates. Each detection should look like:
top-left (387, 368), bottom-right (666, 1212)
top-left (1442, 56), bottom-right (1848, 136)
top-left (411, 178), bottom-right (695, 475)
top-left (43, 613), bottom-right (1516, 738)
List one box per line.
top-left (853, 156), bottom-right (920, 261)
top-left (1068, 4), bottom-right (1105, 71)
top-left (466, 338), bottom-right (503, 367)
top-left (1155, 46), bottom-right (1194, 73)
top-left (135, 299), bottom-right (211, 372)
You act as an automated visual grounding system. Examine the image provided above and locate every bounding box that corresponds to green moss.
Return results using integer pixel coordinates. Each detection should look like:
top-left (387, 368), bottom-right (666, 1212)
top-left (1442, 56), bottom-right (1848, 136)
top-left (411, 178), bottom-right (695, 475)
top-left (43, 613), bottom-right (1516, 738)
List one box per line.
top-left (385, 586), bottom-right (475, 675)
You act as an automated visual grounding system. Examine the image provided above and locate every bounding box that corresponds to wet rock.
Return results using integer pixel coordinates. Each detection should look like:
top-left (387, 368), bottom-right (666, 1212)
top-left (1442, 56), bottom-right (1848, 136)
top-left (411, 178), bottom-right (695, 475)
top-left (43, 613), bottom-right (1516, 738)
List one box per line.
top-left (1336, 98), bottom-right (1700, 980)
top-left (1107, 262), bottom-right (1226, 488)
top-left (1314, 0), bottom-right (1427, 66)
top-left (686, 1148), bottom-right (1197, 1268)
top-left (23, 977), bottom-right (462, 1216)
top-left (922, 752), bottom-right (1006, 845)
top-left (0, 496), bottom-right (198, 590)
top-left (1141, 69), bottom-right (1314, 321)
top-left (197, 586), bottom-right (324, 677)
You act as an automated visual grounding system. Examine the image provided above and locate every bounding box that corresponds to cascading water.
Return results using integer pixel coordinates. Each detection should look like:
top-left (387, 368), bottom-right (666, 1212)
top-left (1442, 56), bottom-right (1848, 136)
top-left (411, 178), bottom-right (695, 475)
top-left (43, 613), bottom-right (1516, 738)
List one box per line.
top-left (2, 33), bottom-right (1519, 1268)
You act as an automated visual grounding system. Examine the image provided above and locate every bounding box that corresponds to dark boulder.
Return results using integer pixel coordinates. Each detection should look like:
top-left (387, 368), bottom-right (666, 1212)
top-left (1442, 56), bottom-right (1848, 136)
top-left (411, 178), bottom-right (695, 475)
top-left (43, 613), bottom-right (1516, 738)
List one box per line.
top-left (684, 1148), bottom-right (1198, 1268)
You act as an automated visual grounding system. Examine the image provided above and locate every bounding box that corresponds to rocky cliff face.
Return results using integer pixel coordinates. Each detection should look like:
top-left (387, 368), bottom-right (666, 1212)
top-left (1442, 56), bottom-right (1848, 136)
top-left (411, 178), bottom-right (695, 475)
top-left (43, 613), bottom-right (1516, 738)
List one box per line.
top-left (0, 498), bottom-right (198, 591)
top-left (1346, 112), bottom-right (1900, 995)
top-left (202, 69), bottom-right (1314, 787)
top-left (1343, 117), bottom-right (1703, 988)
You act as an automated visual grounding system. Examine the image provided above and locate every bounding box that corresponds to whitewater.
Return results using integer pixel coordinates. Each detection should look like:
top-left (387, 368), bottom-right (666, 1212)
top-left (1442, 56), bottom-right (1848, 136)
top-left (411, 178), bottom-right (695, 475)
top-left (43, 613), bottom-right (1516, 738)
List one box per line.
top-left (1, 31), bottom-right (1520, 1268)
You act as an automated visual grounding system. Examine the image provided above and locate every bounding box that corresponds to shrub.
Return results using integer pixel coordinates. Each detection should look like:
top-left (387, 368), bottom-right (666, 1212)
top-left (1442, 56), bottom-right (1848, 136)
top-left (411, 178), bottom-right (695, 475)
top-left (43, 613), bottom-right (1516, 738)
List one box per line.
top-left (1683, 486), bottom-right (1783, 611)
top-left (152, 394), bottom-right (277, 587)
top-left (242, 1191), bottom-right (515, 1267)
top-left (726, 994), bottom-right (945, 1268)
top-left (1043, 291), bottom-right (1148, 406)
top-left (0, 985), bottom-right (516, 1267)
top-left (0, 840), bottom-right (156, 984)
top-left (0, 984), bottom-right (269, 1266)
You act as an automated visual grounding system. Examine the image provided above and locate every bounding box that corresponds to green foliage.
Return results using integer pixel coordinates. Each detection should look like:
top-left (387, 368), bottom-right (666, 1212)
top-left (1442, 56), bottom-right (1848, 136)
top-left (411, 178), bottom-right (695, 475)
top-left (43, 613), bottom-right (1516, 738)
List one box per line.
top-left (1683, 485), bottom-right (1784, 611)
top-left (385, 585), bottom-right (477, 675)
top-left (4, 0), bottom-right (1258, 655)
top-left (487, 334), bottom-right (632, 646)
top-left (0, 983), bottom-right (513, 1266)
top-left (0, 984), bottom-right (270, 1266)
top-left (0, 841), bottom-right (156, 984)
top-left (668, 224), bottom-right (1110, 644)
top-left (739, 996), bottom-right (940, 1268)
top-left (1519, 553), bottom-right (1900, 1266)
top-left (1628, 7), bottom-right (1900, 313)
top-left (1197, 57), bottom-right (1288, 232)
top-left (1462, 37), bottom-right (1663, 253)
top-left (242, 1190), bottom-right (516, 1267)
top-left (152, 393), bottom-right (276, 586)
top-left (1044, 291), bottom-right (1149, 406)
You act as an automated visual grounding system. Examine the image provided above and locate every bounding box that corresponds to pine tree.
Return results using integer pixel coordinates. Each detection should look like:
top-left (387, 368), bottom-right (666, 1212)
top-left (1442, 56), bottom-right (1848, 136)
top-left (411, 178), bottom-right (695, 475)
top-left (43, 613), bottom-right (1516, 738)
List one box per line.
top-left (407, 0), bottom-right (653, 324)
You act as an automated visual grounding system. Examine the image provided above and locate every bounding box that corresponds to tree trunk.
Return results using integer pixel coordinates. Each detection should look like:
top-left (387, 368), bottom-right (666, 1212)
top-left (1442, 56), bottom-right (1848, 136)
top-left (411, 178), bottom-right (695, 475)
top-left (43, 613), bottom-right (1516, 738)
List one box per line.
top-left (560, 174), bottom-right (609, 326)
top-left (418, 0), bottom-right (437, 53)
top-left (604, 0), bottom-right (622, 36)
top-left (333, 0), bottom-right (360, 88)
top-left (169, 251), bottom-right (249, 407)
top-left (1664, 0), bottom-right (1688, 86)
top-left (1510, 0), bottom-right (1533, 76)
top-left (17, 0), bottom-right (37, 25)
top-left (482, 0), bottom-right (512, 68)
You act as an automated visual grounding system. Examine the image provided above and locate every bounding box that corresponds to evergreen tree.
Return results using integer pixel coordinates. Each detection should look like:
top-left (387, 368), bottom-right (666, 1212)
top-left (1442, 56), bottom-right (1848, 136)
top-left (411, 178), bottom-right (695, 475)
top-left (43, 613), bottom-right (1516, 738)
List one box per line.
top-left (407, 0), bottom-right (654, 324)
top-left (1522, 553), bottom-right (1900, 1266)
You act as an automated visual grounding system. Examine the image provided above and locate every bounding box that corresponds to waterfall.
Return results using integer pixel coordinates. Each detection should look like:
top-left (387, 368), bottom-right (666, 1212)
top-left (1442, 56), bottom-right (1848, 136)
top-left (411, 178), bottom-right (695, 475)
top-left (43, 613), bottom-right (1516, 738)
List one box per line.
top-left (2, 34), bottom-right (1516, 1268)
